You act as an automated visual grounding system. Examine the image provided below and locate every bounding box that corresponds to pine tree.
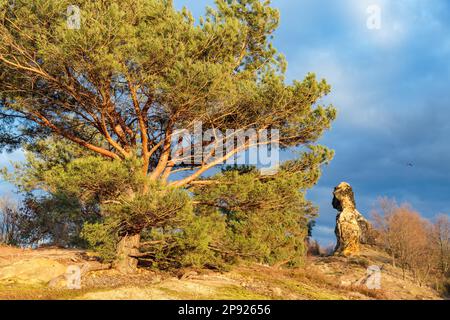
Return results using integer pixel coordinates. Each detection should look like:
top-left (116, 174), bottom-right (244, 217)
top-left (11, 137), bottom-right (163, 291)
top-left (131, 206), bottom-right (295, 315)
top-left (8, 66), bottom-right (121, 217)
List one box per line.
top-left (1, 0), bottom-right (336, 272)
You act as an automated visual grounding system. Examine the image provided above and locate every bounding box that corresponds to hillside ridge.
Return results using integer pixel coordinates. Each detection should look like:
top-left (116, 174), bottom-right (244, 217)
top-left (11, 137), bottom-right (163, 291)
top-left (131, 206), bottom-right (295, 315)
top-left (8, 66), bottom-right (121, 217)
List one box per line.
top-left (0, 244), bottom-right (442, 300)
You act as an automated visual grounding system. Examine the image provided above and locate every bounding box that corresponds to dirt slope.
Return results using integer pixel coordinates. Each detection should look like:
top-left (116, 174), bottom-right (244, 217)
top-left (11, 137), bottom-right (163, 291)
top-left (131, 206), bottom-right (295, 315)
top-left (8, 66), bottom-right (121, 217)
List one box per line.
top-left (0, 244), bottom-right (442, 300)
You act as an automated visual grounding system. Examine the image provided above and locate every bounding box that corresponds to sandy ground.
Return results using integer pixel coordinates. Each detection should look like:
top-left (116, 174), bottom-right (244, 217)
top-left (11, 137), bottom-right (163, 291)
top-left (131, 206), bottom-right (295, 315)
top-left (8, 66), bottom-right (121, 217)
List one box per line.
top-left (0, 244), bottom-right (443, 300)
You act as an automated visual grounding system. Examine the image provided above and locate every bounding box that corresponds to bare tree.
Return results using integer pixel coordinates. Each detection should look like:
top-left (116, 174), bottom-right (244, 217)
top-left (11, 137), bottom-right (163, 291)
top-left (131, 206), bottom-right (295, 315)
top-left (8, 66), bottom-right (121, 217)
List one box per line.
top-left (372, 198), bottom-right (399, 267)
top-left (430, 214), bottom-right (450, 276)
top-left (372, 198), bottom-right (434, 285)
top-left (0, 195), bottom-right (20, 245)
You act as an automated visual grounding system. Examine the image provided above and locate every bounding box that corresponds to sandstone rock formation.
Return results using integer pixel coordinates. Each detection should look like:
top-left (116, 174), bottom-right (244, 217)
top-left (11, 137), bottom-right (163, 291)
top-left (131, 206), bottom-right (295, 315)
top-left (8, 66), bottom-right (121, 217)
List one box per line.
top-left (332, 182), bottom-right (372, 256)
top-left (0, 246), bottom-right (110, 288)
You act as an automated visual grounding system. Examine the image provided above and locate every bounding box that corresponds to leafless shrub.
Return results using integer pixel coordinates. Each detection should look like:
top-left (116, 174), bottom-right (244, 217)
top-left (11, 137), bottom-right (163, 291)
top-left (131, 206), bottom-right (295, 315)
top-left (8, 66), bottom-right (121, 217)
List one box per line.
top-left (429, 214), bottom-right (450, 295)
top-left (373, 198), bottom-right (434, 285)
top-left (430, 214), bottom-right (450, 276)
top-left (0, 195), bottom-right (20, 245)
top-left (307, 239), bottom-right (321, 256)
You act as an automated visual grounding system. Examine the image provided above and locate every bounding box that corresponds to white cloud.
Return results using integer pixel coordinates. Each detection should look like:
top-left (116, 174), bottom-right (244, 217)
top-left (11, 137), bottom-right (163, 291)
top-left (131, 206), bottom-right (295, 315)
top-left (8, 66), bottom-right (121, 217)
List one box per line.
top-left (314, 225), bottom-right (335, 235)
top-left (345, 0), bottom-right (409, 48)
top-left (286, 48), bottom-right (393, 131)
top-left (344, 0), bottom-right (450, 49)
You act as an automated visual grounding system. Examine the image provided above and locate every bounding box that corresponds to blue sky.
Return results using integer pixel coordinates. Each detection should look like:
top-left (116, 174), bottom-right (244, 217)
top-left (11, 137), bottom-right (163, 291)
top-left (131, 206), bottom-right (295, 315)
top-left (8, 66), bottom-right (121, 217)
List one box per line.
top-left (170, 0), bottom-right (450, 245)
top-left (1, 1), bottom-right (450, 245)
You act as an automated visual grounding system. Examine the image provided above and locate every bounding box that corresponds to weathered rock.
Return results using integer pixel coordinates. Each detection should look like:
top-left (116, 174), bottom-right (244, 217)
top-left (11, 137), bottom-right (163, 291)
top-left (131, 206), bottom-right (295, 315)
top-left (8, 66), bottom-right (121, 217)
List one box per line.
top-left (332, 182), bottom-right (372, 256)
top-left (0, 258), bottom-right (67, 285)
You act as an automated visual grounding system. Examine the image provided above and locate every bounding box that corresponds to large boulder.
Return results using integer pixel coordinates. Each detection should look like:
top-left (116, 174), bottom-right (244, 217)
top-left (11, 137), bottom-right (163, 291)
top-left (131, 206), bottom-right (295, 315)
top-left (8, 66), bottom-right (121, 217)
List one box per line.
top-left (0, 247), bottom-right (111, 288)
top-left (332, 182), bottom-right (372, 256)
top-left (0, 258), bottom-right (67, 285)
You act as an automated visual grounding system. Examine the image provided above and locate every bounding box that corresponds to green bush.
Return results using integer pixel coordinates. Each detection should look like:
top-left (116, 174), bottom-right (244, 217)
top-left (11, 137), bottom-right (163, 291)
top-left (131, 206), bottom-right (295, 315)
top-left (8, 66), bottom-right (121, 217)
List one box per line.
top-left (81, 220), bottom-right (118, 262)
top-left (192, 165), bottom-right (320, 267)
top-left (5, 139), bottom-right (327, 270)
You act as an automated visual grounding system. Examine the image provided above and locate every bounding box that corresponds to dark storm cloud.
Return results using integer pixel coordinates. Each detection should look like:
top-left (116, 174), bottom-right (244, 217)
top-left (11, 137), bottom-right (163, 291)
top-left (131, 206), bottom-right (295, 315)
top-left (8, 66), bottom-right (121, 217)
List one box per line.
top-left (282, 0), bottom-right (450, 243)
top-left (252, 0), bottom-right (450, 243)
top-left (1, 1), bottom-right (449, 245)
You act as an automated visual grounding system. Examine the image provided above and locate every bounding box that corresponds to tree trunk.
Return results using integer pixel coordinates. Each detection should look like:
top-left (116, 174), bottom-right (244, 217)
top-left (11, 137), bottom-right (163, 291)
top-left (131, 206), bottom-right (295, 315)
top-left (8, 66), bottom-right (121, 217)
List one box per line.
top-left (114, 234), bottom-right (141, 274)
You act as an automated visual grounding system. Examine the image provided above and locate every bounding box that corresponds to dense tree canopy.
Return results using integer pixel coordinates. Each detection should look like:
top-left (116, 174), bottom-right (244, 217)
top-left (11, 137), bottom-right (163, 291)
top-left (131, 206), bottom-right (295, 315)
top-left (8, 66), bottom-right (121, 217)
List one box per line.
top-left (0, 0), bottom-right (335, 181)
top-left (0, 0), bottom-right (336, 272)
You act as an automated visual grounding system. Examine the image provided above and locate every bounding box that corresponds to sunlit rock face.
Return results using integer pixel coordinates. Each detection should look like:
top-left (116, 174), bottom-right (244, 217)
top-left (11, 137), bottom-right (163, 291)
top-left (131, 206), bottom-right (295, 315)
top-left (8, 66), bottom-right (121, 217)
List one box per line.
top-left (332, 182), bottom-right (372, 256)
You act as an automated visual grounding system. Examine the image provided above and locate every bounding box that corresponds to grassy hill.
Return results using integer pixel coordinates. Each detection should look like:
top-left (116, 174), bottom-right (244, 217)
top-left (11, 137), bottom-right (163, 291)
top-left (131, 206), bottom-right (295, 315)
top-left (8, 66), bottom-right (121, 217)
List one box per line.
top-left (0, 244), bottom-right (442, 300)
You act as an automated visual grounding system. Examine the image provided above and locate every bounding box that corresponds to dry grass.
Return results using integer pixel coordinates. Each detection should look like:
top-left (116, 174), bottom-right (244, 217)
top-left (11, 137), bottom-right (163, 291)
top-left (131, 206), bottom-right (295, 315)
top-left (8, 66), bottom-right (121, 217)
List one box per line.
top-left (0, 245), bottom-right (443, 300)
top-left (0, 283), bottom-right (93, 300)
top-left (346, 285), bottom-right (388, 300)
